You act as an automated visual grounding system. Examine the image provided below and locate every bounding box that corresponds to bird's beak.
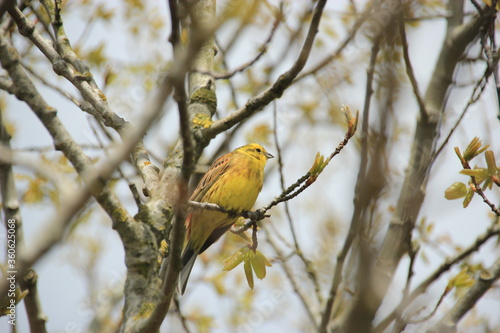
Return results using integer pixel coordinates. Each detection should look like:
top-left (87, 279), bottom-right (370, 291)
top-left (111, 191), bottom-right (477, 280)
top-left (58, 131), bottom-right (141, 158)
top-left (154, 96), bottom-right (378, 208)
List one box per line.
top-left (265, 152), bottom-right (274, 159)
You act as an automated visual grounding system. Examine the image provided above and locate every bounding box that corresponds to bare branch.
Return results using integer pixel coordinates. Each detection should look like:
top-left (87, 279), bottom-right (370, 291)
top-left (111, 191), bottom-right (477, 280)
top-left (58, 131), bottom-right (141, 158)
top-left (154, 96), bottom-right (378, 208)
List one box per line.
top-left (272, 103), bottom-right (323, 305)
top-left (122, 1), bottom-right (220, 331)
top-left (204, 0), bottom-right (328, 139)
top-left (368, 4), bottom-right (497, 329)
top-left (399, 15), bottom-right (428, 119)
top-left (173, 296), bottom-right (192, 333)
top-left (168, 0), bottom-right (181, 47)
top-left (320, 35), bottom-right (380, 332)
top-left (0, 110), bottom-right (23, 244)
top-left (21, 61), bottom-right (95, 116)
top-left (265, 230), bottom-right (319, 329)
top-left (199, 5), bottom-right (283, 80)
top-left (297, 0), bottom-right (379, 80)
top-left (427, 257), bottom-right (500, 333)
top-left (433, 48), bottom-right (498, 161)
top-left (18, 270), bottom-right (48, 333)
top-left (374, 221), bottom-right (500, 333)
top-left (8, 6), bottom-right (127, 132)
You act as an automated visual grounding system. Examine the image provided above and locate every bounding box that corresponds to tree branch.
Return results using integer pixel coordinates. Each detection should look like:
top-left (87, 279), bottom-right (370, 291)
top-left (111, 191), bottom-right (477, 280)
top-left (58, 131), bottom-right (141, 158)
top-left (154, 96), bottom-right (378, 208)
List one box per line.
top-left (0, 27), bottom-right (175, 305)
top-left (0, 105), bottom-right (48, 332)
top-left (297, 0), bottom-right (379, 80)
top-left (198, 5), bottom-right (283, 80)
top-left (8, 6), bottom-right (127, 132)
top-left (272, 103), bottom-right (323, 305)
top-left (9, 3), bottom-right (163, 202)
top-left (374, 221), bottom-right (500, 333)
top-left (427, 257), bottom-right (500, 333)
top-left (0, 106), bottom-right (23, 245)
top-left (433, 54), bottom-right (497, 161)
top-left (399, 13), bottom-right (428, 119)
top-left (18, 270), bottom-right (48, 333)
top-left (367, 3), bottom-right (497, 328)
top-left (121, 1), bottom-right (219, 331)
top-left (319, 34), bottom-right (380, 332)
top-left (265, 230), bottom-right (319, 328)
top-left (203, 0), bottom-right (328, 139)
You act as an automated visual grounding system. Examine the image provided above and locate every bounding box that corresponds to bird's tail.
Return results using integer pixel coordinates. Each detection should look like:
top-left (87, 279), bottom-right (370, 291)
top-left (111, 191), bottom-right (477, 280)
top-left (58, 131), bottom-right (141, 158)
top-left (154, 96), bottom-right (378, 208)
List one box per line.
top-left (178, 242), bottom-right (197, 295)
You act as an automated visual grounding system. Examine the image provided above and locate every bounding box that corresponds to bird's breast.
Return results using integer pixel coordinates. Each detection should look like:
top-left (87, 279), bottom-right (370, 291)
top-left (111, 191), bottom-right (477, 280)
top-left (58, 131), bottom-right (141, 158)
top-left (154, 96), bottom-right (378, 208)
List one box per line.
top-left (208, 163), bottom-right (264, 212)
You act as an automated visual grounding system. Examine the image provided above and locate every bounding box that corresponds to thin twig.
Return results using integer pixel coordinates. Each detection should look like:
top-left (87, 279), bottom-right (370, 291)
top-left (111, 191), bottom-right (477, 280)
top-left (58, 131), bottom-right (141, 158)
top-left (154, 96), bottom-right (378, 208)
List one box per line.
top-left (405, 287), bottom-right (450, 325)
top-left (433, 58), bottom-right (497, 161)
top-left (214, 37), bottom-right (239, 109)
top-left (173, 295), bottom-right (192, 333)
top-left (198, 5), bottom-right (282, 80)
top-left (10, 5), bottom-right (127, 132)
top-left (319, 34), bottom-right (380, 333)
top-left (399, 14), bottom-right (428, 119)
top-left (21, 62), bottom-right (95, 115)
top-left (265, 230), bottom-right (319, 329)
top-left (129, 182), bottom-right (142, 209)
top-left (427, 257), bottom-right (500, 333)
top-left (205, 0), bottom-right (329, 139)
top-left (170, 0), bottom-right (194, 183)
top-left (14, 144), bottom-right (103, 152)
top-left (27, 2), bottom-right (56, 43)
top-left (297, 0), bottom-right (379, 81)
top-left (272, 102), bottom-right (323, 304)
top-left (250, 223), bottom-right (258, 251)
top-left (374, 222), bottom-right (500, 333)
top-left (392, 245), bottom-right (419, 332)
top-left (88, 118), bottom-right (133, 187)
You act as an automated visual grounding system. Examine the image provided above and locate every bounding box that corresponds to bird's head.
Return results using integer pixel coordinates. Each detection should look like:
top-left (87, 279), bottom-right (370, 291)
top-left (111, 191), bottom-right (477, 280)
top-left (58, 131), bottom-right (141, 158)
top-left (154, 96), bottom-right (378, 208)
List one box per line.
top-left (237, 143), bottom-right (274, 162)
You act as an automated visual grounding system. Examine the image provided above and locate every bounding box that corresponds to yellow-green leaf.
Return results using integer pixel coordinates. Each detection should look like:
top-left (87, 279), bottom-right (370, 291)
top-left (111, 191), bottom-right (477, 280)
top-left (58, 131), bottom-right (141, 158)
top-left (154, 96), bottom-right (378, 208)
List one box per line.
top-left (485, 150), bottom-right (498, 175)
top-left (463, 137), bottom-right (489, 161)
top-left (86, 43), bottom-right (107, 67)
top-left (256, 251), bottom-right (272, 267)
top-left (23, 177), bottom-right (45, 203)
top-left (448, 268), bottom-right (475, 290)
top-left (342, 104), bottom-right (358, 137)
top-left (223, 248), bottom-right (246, 272)
top-left (0, 288), bottom-right (28, 315)
top-left (482, 177), bottom-right (493, 191)
top-left (244, 261), bottom-right (254, 289)
top-left (250, 256), bottom-right (265, 280)
top-left (463, 188), bottom-right (474, 208)
top-left (460, 168), bottom-right (488, 179)
top-left (444, 182), bottom-right (467, 200)
top-left (251, 251), bottom-right (272, 279)
top-left (246, 123), bottom-right (272, 146)
top-left (454, 146), bottom-right (464, 163)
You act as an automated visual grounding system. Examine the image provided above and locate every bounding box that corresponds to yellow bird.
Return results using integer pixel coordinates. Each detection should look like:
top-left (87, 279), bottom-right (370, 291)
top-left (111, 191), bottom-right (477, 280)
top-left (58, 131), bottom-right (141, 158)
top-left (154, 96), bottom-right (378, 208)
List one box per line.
top-left (178, 143), bottom-right (273, 294)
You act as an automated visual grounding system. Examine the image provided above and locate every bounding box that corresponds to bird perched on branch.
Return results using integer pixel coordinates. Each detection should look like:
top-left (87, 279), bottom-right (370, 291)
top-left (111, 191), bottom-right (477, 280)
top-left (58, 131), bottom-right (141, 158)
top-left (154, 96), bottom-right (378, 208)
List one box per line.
top-left (178, 143), bottom-right (273, 294)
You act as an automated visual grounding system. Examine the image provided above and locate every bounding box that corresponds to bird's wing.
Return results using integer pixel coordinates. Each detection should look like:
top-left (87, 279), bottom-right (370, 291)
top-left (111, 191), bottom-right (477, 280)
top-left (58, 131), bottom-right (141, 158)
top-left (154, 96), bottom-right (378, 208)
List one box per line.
top-left (190, 153), bottom-right (233, 202)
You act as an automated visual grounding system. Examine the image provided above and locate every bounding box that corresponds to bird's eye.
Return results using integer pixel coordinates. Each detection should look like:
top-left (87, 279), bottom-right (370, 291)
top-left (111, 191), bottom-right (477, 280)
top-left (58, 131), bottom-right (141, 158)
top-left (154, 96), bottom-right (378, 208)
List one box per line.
top-left (256, 148), bottom-right (261, 152)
